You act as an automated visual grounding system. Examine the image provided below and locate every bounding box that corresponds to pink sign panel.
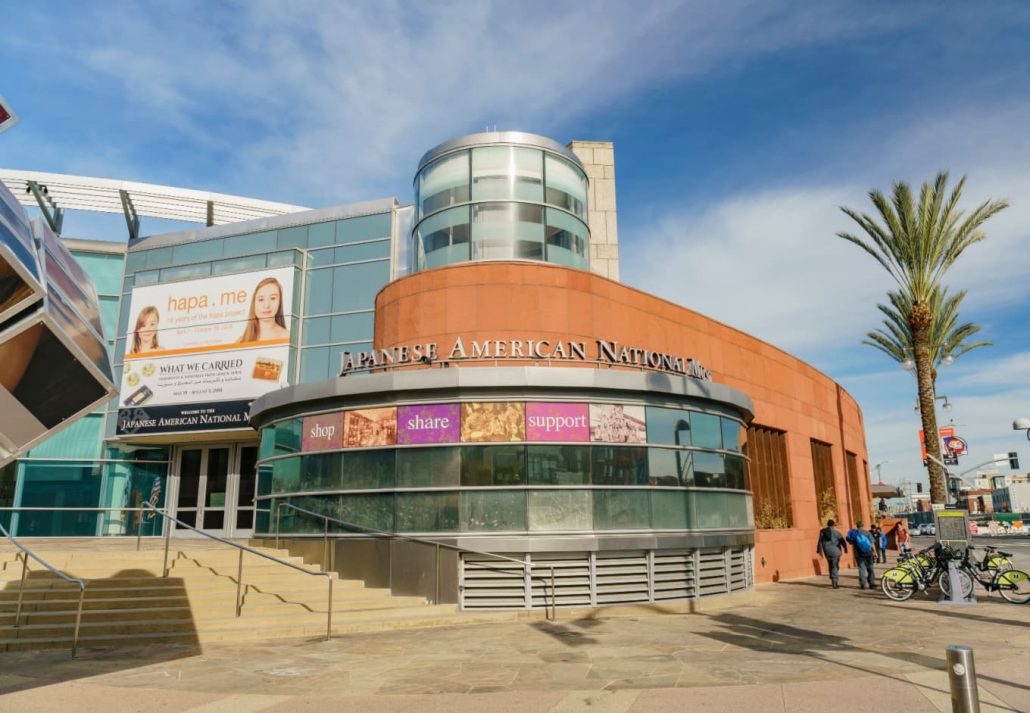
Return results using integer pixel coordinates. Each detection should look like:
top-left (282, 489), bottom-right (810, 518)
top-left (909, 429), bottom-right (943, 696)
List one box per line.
top-left (526, 403), bottom-right (590, 442)
top-left (397, 404), bottom-right (461, 444)
top-left (301, 412), bottom-right (344, 452)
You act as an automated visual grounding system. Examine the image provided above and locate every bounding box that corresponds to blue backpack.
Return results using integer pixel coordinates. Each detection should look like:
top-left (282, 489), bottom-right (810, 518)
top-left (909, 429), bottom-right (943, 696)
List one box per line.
top-left (850, 530), bottom-right (873, 555)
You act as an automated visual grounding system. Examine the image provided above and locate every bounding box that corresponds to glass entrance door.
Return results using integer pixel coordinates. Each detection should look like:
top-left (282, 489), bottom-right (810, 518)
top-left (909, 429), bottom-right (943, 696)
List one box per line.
top-left (172, 443), bottom-right (257, 538)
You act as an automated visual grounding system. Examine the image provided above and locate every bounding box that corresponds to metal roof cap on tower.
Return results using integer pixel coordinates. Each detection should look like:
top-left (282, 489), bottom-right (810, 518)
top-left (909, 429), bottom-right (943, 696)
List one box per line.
top-left (416, 131), bottom-right (583, 174)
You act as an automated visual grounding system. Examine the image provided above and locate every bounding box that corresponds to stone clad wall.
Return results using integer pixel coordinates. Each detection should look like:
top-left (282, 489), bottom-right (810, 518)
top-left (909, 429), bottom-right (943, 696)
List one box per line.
top-left (567, 140), bottom-right (619, 282)
top-left (374, 261), bottom-right (870, 583)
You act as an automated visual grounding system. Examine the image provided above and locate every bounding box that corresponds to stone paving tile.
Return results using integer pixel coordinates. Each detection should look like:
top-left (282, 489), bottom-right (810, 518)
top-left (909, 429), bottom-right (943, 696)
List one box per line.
top-left (631, 684), bottom-right (786, 712)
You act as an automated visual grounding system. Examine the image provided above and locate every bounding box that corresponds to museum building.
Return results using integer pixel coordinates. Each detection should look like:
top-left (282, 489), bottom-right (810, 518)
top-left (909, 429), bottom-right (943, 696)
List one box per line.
top-left (0, 132), bottom-right (870, 610)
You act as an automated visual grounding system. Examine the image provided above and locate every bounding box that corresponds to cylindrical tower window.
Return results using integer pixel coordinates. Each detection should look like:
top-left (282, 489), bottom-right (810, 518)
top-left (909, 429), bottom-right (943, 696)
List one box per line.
top-left (471, 146), bottom-right (543, 202)
top-left (544, 154), bottom-right (587, 220)
top-left (417, 151), bottom-right (470, 220)
top-left (471, 203), bottom-right (544, 261)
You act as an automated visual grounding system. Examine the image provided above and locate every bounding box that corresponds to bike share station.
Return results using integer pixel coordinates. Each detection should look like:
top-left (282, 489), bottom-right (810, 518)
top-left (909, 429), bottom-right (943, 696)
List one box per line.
top-left (936, 509), bottom-right (976, 606)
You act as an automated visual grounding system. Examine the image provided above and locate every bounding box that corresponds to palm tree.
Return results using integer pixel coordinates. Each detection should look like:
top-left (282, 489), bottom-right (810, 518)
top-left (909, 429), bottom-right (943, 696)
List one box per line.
top-left (864, 286), bottom-right (991, 382)
top-left (838, 173), bottom-right (1008, 504)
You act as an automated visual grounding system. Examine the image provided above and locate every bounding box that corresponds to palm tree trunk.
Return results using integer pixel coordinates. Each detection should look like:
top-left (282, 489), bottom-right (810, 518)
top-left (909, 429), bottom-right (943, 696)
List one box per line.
top-left (912, 318), bottom-right (947, 503)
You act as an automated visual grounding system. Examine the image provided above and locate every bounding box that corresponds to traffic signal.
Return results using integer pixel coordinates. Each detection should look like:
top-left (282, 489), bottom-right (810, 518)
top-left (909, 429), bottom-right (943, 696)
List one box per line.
top-left (916, 483), bottom-right (923, 493)
top-left (1010, 452), bottom-right (1020, 470)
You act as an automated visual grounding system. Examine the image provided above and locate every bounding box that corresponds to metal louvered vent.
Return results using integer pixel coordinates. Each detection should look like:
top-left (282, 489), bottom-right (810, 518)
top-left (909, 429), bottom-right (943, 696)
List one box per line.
top-left (459, 546), bottom-right (752, 611)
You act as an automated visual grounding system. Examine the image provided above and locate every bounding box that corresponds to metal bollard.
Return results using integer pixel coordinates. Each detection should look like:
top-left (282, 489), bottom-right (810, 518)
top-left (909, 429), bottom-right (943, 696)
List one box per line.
top-left (946, 645), bottom-right (980, 713)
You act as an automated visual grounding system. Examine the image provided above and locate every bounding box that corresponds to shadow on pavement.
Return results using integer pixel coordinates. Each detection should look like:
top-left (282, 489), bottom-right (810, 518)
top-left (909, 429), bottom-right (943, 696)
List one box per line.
top-left (529, 620), bottom-right (600, 646)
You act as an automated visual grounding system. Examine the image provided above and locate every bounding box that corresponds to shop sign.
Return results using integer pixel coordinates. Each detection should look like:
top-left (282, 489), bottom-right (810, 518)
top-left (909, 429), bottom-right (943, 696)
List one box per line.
top-left (339, 337), bottom-right (711, 381)
top-left (116, 267), bottom-right (295, 436)
top-left (397, 404), bottom-right (460, 444)
top-left (301, 412), bottom-right (344, 452)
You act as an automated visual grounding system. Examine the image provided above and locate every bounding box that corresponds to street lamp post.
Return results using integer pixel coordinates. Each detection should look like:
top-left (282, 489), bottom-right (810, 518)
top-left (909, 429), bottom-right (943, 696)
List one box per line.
top-left (1014, 417), bottom-right (1030, 442)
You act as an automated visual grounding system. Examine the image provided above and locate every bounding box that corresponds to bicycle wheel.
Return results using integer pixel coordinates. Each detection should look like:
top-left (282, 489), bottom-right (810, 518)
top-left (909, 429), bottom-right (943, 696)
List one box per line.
top-left (995, 569), bottom-right (1030, 604)
top-left (939, 568), bottom-right (975, 599)
top-left (881, 568), bottom-right (915, 601)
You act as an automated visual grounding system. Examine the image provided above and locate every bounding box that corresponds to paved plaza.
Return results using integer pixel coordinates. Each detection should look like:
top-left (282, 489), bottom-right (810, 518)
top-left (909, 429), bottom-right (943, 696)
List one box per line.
top-left (1, 563), bottom-right (1028, 713)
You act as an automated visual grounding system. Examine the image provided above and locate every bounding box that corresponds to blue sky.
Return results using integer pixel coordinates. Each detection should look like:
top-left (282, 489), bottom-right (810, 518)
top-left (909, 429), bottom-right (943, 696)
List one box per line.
top-left (2, 1), bottom-right (1029, 489)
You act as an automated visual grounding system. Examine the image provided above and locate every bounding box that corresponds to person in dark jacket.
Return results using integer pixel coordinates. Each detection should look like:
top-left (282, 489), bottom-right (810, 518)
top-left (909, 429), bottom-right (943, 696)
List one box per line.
top-left (816, 519), bottom-right (848, 588)
top-left (846, 520), bottom-right (877, 589)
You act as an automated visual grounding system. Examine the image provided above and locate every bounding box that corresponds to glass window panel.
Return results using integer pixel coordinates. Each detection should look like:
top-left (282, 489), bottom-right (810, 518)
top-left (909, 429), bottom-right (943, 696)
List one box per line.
top-left (222, 231), bottom-right (277, 256)
top-left (266, 250), bottom-right (300, 268)
top-left (302, 316), bottom-right (331, 346)
top-left (528, 490), bottom-right (591, 531)
top-left (460, 445), bottom-right (525, 486)
top-left (590, 446), bottom-right (648, 485)
top-left (417, 206), bottom-right (470, 269)
top-left (725, 455), bottom-right (747, 490)
top-left (647, 448), bottom-right (693, 487)
top-left (691, 412), bottom-right (723, 449)
top-left (651, 490), bottom-right (691, 529)
top-left (308, 221), bottom-right (336, 248)
top-left (134, 270), bottom-right (160, 286)
top-left (332, 262), bottom-right (390, 313)
top-left (544, 154), bottom-right (587, 219)
top-left (337, 493), bottom-right (394, 530)
top-left (299, 451), bottom-right (343, 491)
top-left (694, 491), bottom-right (729, 529)
top-left (16, 462), bottom-right (103, 536)
top-left (646, 407), bottom-right (692, 446)
top-left (593, 489), bottom-right (650, 530)
top-left (471, 203), bottom-right (544, 261)
top-left (308, 247), bottom-right (337, 267)
top-left (172, 240), bottom-right (223, 263)
top-left (694, 452), bottom-right (727, 488)
top-left (397, 447), bottom-right (461, 488)
top-left (544, 208), bottom-right (589, 267)
top-left (160, 263), bottom-right (212, 282)
top-left (212, 254), bottom-right (267, 275)
top-left (304, 269), bottom-right (333, 315)
top-left (396, 492), bottom-right (459, 532)
top-left (721, 418), bottom-right (742, 451)
top-left (342, 449), bottom-right (395, 490)
top-left (330, 312), bottom-right (374, 343)
top-left (124, 252), bottom-right (145, 273)
top-left (270, 457), bottom-right (300, 493)
top-left (334, 239), bottom-right (391, 263)
top-left (471, 146), bottom-right (543, 202)
top-left (527, 445), bottom-right (590, 485)
top-left (144, 246), bottom-right (174, 269)
top-left (418, 151), bottom-right (470, 218)
top-left (461, 490), bottom-right (526, 532)
top-left (277, 226), bottom-right (309, 250)
top-left (300, 347), bottom-right (329, 382)
top-left (336, 214), bottom-right (392, 244)
top-left (268, 419), bottom-right (303, 458)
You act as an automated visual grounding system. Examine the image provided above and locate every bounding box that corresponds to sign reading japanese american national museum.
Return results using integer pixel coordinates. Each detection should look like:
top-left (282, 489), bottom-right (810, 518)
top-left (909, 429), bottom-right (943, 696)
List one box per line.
top-left (338, 337), bottom-right (712, 381)
top-left (116, 267), bottom-right (295, 436)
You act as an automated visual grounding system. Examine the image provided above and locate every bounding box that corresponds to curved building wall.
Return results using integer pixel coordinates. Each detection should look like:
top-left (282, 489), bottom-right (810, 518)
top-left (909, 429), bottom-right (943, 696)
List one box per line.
top-left (374, 261), bottom-right (871, 584)
top-left (413, 132), bottom-right (590, 272)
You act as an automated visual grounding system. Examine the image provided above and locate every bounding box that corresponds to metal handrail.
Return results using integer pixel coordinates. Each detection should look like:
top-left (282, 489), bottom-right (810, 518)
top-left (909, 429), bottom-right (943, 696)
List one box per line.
top-left (0, 520), bottom-right (87, 658)
top-left (274, 502), bottom-right (557, 620)
top-left (140, 502), bottom-right (335, 641)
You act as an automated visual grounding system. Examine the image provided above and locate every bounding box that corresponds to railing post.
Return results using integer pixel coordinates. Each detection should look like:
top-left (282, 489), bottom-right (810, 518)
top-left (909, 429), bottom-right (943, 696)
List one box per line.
top-left (323, 517), bottom-right (329, 571)
top-left (71, 586), bottom-right (85, 659)
top-left (135, 509), bottom-right (142, 552)
top-left (550, 566), bottom-right (557, 621)
top-left (435, 543), bottom-right (441, 604)
top-left (162, 510), bottom-right (171, 578)
top-left (275, 502), bottom-right (282, 549)
top-left (235, 548), bottom-right (244, 617)
top-left (13, 553), bottom-right (28, 628)
top-left (326, 577), bottom-right (333, 641)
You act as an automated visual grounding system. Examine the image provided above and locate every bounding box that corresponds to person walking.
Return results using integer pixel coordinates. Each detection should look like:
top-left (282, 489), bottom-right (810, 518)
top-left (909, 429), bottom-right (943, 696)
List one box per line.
top-left (846, 520), bottom-right (876, 589)
top-left (870, 524), bottom-right (882, 562)
top-left (896, 522), bottom-right (912, 558)
top-left (876, 526), bottom-right (888, 564)
top-left (816, 519), bottom-right (848, 589)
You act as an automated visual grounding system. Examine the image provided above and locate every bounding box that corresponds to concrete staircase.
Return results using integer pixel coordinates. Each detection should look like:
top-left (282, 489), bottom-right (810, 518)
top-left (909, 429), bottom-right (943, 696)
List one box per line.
top-left (0, 540), bottom-right (503, 652)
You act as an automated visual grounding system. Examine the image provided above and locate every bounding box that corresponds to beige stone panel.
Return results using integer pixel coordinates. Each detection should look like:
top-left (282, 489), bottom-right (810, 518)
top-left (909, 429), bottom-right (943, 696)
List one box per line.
top-left (568, 144), bottom-right (594, 164)
top-left (604, 165), bottom-right (616, 178)
top-left (606, 212), bottom-right (619, 242)
top-left (595, 179), bottom-right (617, 211)
top-left (593, 146), bottom-right (615, 165)
top-left (584, 164), bottom-right (605, 179)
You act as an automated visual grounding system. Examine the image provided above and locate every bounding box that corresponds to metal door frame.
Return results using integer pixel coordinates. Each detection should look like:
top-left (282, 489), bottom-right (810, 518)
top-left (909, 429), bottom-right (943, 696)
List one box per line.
top-left (170, 442), bottom-right (246, 538)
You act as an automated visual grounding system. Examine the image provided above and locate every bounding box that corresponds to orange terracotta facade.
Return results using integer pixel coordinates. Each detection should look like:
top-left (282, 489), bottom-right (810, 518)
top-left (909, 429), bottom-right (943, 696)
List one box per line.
top-left (374, 261), bottom-right (870, 584)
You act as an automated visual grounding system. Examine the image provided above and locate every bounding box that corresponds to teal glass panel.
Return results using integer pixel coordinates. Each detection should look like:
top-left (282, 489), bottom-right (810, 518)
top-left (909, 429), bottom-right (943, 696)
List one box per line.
top-left (648, 447), bottom-right (692, 487)
top-left (71, 252), bottom-right (126, 295)
top-left (695, 491), bottom-right (730, 529)
top-left (308, 247), bottom-right (336, 267)
top-left (302, 316), bottom-right (331, 346)
top-left (331, 261), bottom-right (390, 313)
top-left (646, 407), bottom-right (692, 446)
top-left (304, 269), bottom-right (333, 315)
top-left (544, 154), bottom-right (587, 219)
top-left (419, 206), bottom-right (471, 269)
top-left (99, 296), bottom-right (119, 342)
top-left (143, 246), bottom-right (174, 269)
top-left (99, 460), bottom-right (168, 536)
top-left (15, 461), bottom-right (103, 536)
top-left (471, 203), bottom-right (544, 261)
top-left (135, 270), bottom-right (160, 285)
top-left (26, 413), bottom-right (104, 459)
top-left (471, 146), bottom-right (543, 201)
top-left (544, 208), bottom-right (589, 268)
top-left (461, 490), bottom-right (526, 532)
top-left (308, 221), bottom-right (336, 248)
top-left (261, 418), bottom-right (301, 459)
top-left (212, 254), bottom-right (267, 275)
top-left (161, 263), bottom-right (212, 281)
top-left (333, 493), bottom-right (394, 530)
top-left (527, 490), bottom-right (591, 531)
top-left (0, 462), bottom-right (16, 530)
top-left (124, 252), bottom-right (146, 273)
top-left (257, 464), bottom-right (272, 497)
top-left (277, 226), bottom-right (309, 250)
top-left (590, 446), bottom-right (648, 485)
top-left (330, 312), bottom-right (374, 343)
top-left (593, 489), bottom-right (650, 530)
top-left (651, 490), bottom-right (691, 529)
top-left (299, 452), bottom-right (343, 491)
top-left (722, 418), bottom-right (742, 452)
top-left (334, 239), bottom-right (391, 263)
top-left (417, 152), bottom-right (470, 219)
top-left (396, 492), bottom-right (459, 532)
top-left (342, 450), bottom-right (395, 490)
top-left (270, 457), bottom-right (301, 493)
top-left (104, 444), bottom-right (169, 462)
top-left (727, 493), bottom-right (750, 528)
top-left (725, 455), bottom-right (747, 490)
top-left (691, 412), bottom-right (723, 449)
top-left (694, 452), bottom-right (727, 488)
top-left (172, 239), bottom-right (223, 263)
top-left (337, 214), bottom-right (392, 243)
top-left (527, 445), bottom-right (590, 485)
top-left (300, 347), bottom-right (329, 381)
top-left (222, 231), bottom-right (276, 256)
top-left (266, 250), bottom-right (300, 267)
top-left (460, 446), bottom-right (526, 486)
top-left (397, 447), bottom-right (460, 488)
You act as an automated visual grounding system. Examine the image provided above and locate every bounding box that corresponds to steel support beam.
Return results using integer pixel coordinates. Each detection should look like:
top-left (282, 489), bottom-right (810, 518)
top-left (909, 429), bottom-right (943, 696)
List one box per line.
top-left (119, 189), bottom-right (140, 241)
top-left (26, 181), bottom-right (63, 234)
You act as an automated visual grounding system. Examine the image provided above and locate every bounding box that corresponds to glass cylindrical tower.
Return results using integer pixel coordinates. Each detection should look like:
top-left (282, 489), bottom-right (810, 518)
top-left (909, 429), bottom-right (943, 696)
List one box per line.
top-left (412, 132), bottom-right (590, 271)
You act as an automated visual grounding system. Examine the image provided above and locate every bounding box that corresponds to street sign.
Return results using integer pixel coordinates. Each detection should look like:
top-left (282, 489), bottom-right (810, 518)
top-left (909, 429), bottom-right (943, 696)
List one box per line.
top-left (921, 427), bottom-right (964, 466)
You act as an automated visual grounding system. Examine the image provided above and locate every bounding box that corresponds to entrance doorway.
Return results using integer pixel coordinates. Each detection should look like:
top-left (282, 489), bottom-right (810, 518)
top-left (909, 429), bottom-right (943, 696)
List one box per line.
top-left (171, 443), bottom-right (259, 538)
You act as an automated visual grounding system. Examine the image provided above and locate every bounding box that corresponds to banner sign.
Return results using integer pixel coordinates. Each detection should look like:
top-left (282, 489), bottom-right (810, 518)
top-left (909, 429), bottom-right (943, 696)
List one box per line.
top-left (461, 402), bottom-right (526, 442)
top-left (117, 399), bottom-right (253, 435)
top-left (589, 404), bottom-right (647, 443)
top-left (116, 267), bottom-right (294, 435)
top-left (344, 408), bottom-right (397, 447)
top-left (302, 412), bottom-right (344, 452)
top-left (919, 427), bottom-right (961, 467)
top-left (526, 402), bottom-right (590, 442)
top-left (397, 404), bottom-right (461, 445)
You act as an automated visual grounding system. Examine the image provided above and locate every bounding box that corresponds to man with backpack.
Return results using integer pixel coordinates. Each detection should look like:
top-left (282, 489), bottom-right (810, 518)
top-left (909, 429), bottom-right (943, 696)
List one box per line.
top-left (846, 520), bottom-right (876, 589)
top-left (816, 519), bottom-right (848, 588)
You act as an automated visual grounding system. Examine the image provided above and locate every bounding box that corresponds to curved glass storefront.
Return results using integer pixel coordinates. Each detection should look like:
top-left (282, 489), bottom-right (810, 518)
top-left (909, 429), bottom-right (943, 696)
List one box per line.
top-left (412, 133), bottom-right (590, 271)
top-left (255, 401), bottom-right (752, 537)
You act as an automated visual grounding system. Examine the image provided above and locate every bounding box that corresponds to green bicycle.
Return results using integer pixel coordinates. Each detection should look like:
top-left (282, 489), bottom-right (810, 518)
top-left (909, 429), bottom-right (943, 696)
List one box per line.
top-left (941, 545), bottom-right (1030, 604)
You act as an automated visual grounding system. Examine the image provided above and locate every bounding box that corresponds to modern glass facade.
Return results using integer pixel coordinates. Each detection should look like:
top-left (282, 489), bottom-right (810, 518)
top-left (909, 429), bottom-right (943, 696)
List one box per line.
top-left (413, 133), bottom-right (590, 271)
